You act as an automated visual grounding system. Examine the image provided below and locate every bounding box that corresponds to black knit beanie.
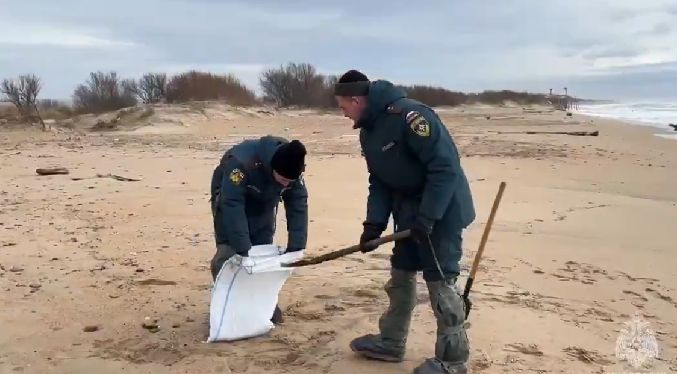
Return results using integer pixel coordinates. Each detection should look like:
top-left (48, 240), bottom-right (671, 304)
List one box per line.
top-left (271, 140), bottom-right (306, 179)
top-left (334, 69), bottom-right (370, 96)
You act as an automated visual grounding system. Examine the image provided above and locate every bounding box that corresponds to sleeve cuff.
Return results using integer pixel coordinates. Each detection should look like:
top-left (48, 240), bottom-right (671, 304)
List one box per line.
top-left (363, 221), bottom-right (387, 233)
top-left (416, 214), bottom-right (435, 231)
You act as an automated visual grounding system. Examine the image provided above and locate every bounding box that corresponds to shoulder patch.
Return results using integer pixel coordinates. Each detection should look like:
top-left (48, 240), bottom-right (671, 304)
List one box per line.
top-left (406, 111), bottom-right (430, 137)
top-left (229, 168), bottom-right (245, 185)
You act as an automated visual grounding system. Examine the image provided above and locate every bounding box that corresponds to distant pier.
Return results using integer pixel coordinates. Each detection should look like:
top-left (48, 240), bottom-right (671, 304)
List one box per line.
top-left (547, 87), bottom-right (578, 111)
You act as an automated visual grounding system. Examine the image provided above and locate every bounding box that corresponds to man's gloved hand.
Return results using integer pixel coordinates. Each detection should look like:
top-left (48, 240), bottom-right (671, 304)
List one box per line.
top-left (359, 222), bottom-right (384, 253)
top-left (410, 217), bottom-right (433, 246)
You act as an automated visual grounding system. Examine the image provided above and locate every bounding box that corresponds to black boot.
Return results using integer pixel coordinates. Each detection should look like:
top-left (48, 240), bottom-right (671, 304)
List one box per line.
top-left (350, 334), bottom-right (404, 362)
top-left (413, 358), bottom-right (467, 374)
top-left (271, 304), bottom-right (283, 324)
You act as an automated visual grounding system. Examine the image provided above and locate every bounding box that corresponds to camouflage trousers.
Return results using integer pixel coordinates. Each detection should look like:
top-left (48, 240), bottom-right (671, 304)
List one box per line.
top-left (378, 268), bottom-right (469, 364)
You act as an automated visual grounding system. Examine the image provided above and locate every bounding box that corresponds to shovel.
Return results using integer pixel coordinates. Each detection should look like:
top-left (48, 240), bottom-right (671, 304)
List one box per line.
top-left (281, 229), bottom-right (411, 267)
top-left (462, 181), bottom-right (506, 318)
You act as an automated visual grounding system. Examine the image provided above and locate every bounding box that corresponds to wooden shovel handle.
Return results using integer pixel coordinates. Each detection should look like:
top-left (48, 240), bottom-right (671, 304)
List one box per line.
top-left (468, 181), bottom-right (506, 279)
top-left (281, 229), bottom-right (411, 267)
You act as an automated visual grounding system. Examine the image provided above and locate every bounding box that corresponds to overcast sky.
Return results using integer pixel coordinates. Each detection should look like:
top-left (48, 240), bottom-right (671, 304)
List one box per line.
top-left (1, 0), bottom-right (676, 101)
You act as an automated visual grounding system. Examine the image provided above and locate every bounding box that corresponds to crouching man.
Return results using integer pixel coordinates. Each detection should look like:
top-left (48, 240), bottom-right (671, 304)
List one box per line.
top-left (210, 136), bottom-right (309, 324)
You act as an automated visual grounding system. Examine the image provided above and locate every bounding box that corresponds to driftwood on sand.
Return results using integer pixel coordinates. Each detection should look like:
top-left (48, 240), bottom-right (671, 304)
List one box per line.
top-left (494, 130), bottom-right (599, 137)
top-left (95, 173), bottom-right (141, 182)
top-left (35, 168), bottom-right (139, 182)
top-left (71, 173), bottom-right (141, 182)
top-left (36, 167), bottom-right (69, 176)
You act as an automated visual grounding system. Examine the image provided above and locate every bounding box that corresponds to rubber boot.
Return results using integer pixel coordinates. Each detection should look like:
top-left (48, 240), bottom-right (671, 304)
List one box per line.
top-left (350, 334), bottom-right (405, 362)
top-left (271, 304), bottom-right (283, 324)
top-left (210, 244), bottom-right (236, 281)
top-left (350, 268), bottom-right (416, 362)
top-left (413, 279), bottom-right (469, 373)
top-left (413, 358), bottom-right (468, 374)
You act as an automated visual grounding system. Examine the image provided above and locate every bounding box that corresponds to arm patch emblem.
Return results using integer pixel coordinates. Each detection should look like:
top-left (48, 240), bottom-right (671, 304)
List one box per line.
top-left (406, 111), bottom-right (430, 137)
top-left (229, 168), bottom-right (244, 185)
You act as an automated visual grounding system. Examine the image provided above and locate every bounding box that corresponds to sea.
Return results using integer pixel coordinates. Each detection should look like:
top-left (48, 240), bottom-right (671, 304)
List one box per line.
top-left (577, 101), bottom-right (677, 140)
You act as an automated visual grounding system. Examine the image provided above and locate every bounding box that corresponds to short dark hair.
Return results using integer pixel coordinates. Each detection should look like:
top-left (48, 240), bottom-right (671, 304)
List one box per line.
top-left (338, 70), bottom-right (369, 83)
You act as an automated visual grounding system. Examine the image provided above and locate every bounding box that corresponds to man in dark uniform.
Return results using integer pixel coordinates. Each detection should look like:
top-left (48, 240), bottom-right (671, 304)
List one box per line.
top-left (210, 136), bottom-right (308, 324)
top-left (334, 70), bottom-right (476, 374)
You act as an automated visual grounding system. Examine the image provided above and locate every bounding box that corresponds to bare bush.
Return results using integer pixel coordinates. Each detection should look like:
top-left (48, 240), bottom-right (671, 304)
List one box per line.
top-left (124, 73), bottom-right (167, 104)
top-left (38, 99), bottom-right (74, 120)
top-left (1, 74), bottom-right (47, 128)
top-left (0, 104), bottom-right (18, 123)
top-left (317, 75), bottom-right (339, 108)
top-left (166, 71), bottom-right (257, 106)
top-left (399, 85), bottom-right (467, 107)
top-left (259, 62), bottom-right (336, 108)
top-left (396, 85), bottom-right (549, 107)
top-left (468, 90), bottom-right (548, 105)
top-left (72, 71), bottom-right (138, 114)
top-left (38, 99), bottom-right (64, 109)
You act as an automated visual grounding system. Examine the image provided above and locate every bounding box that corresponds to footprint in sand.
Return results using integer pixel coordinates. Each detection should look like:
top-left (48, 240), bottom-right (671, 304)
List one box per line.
top-left (284, 301), bottom-right (325, 321)
top-left (551, 261), bottom-right (609, 285)
top-left (581, 307), bottom-right (615, 322)
top-left (562, 346), bottom-right (612, 365)
top-left (470, 350), bottom-right (492, 371)
top-left (227, 358), bottom-right (251, 373)
top-left (617, 271), bottom-right (658, 283)
top-left (622, 290), bottom-right (649, 302)
top-left (352, 289), bottom-right (379, 299)
top-left (504, 343), bottom-right (544, 356)
top-left (645, 287), bottom-right (677, 307)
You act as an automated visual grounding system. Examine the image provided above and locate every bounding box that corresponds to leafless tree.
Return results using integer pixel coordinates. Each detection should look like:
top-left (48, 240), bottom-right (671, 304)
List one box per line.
top-left (124, 73), bottom-right (167, 104)
top-left (72, 71), bottom-right (137, 114)
top-left (1, 74), bottom-right (49, 129)
top-left (259, 62), bottom-right (334, 108)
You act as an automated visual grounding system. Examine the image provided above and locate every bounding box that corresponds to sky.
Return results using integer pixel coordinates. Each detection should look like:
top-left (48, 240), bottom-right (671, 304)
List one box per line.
top-left (1, 0), bottom-right (676, 102)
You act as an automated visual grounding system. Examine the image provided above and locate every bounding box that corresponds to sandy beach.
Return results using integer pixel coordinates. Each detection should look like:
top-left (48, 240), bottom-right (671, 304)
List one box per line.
top-left (1, 104), bottom-right (675, 373)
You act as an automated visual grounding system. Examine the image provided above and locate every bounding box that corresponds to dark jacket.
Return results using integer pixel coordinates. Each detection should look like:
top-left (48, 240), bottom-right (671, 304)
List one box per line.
top-left (210, 136), bottom-right (308, 254)
top-left (357, 80), bottom-right (475, 231)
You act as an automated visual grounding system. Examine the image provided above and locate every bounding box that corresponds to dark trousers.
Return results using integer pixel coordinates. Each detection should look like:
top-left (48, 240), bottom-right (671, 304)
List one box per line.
top-left (390, 197), bottom-right (463, 282)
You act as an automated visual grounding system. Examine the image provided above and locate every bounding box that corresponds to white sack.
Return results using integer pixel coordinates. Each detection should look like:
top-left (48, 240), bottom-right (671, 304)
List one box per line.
top-left (207, 244), bottom-right (304, 342)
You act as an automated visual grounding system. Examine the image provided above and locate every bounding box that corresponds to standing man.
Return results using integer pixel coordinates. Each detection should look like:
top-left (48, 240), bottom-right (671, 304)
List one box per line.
top-left (334, 70), bottom-right (476, 374)
top-left (210, 135), bottom-right (309, 323)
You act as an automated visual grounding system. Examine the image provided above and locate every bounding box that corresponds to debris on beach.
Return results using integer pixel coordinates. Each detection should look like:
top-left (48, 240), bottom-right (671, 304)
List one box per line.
top-left (36, 167), bottom-right (69, 176)
top-left (142, 317), bottom-right (160, 332)
top-left (136, 278), bottom-right (177, 286)
top-left (83, 325), bottom-right (100, 332)
top-left (494, 130), bottom-right (599, 137)
top-left (71, 173), bottom-right (141, 182)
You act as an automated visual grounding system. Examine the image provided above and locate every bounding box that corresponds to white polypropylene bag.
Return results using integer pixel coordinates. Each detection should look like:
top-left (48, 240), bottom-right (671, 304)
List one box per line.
top-left (207, 244), bottom-right (304, 342)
